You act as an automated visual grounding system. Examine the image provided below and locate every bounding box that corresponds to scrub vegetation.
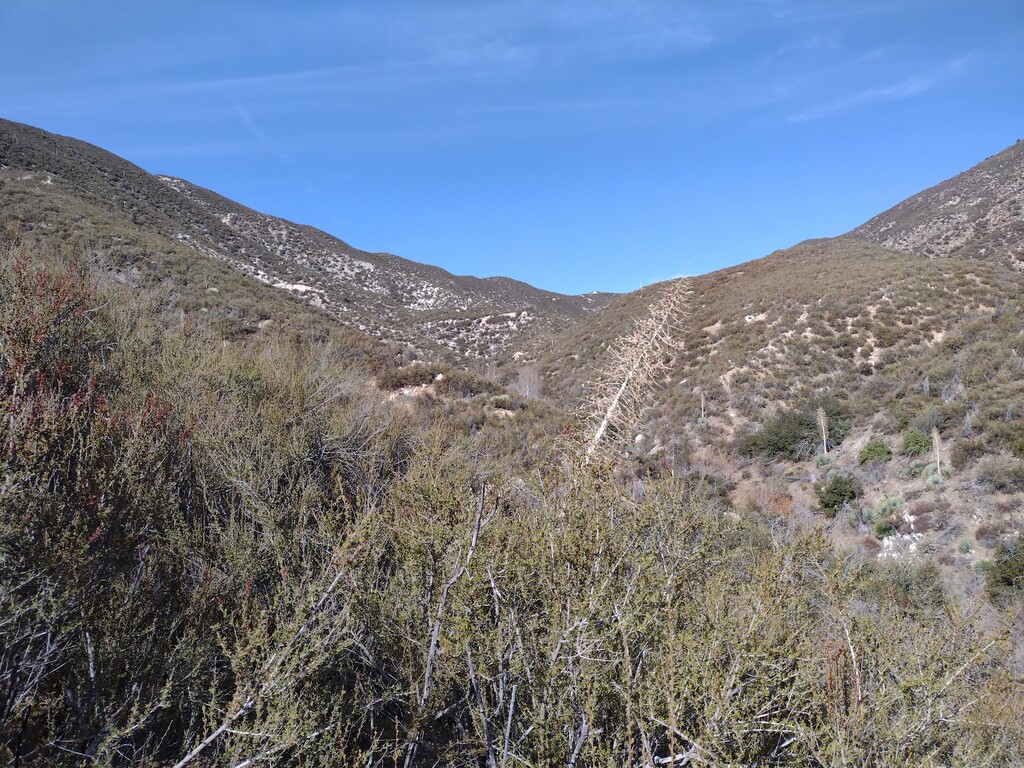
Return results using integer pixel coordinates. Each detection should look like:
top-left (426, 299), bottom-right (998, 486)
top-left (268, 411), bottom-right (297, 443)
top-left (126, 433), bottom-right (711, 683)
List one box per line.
top-left (3, 241), bottom-right (1023, 766)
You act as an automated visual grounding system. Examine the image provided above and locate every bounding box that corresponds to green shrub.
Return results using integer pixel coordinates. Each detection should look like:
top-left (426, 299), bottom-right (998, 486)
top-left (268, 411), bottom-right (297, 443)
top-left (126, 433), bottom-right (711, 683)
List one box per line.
top-left (901, 428), bottom-right (932, 457)
top-left (815, 472), bottom-right (862, 517)
top-left (738, 408), bottom-right (809, 458)
top-left (739, 397), bottom-right (851, 460)
top-left (859, 439), bottom-right (893, 465)
top-left (985, 539), bottom-right (1024, 603)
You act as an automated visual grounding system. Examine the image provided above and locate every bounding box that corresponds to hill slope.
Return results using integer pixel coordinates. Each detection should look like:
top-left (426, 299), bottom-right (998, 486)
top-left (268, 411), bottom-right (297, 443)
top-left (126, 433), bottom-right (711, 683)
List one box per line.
top-left (531, 141), bottom-right (1024, 574)
top-left (1, 121), bottom-right (1024, 765)
top-left (0, 118), bottom-right (613, 357)
top-left (4, 230), bottom-right (1020, 765)
top-left (849, 140), bottom-right (1024, 269)
top-left (539, 237), bottom-right (1022, 435)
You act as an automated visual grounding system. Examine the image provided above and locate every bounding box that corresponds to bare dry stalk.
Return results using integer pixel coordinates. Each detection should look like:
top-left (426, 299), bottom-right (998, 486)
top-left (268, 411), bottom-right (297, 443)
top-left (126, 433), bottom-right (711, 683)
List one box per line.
top-left (817, 406), bottom-right (829, 455)
top-left (582, 279), bottom-right (691, 463)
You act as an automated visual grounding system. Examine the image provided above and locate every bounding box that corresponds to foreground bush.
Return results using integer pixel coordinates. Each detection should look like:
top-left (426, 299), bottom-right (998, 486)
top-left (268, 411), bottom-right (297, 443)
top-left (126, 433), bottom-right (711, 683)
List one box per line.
top-left (2, 244), bottom-right (1023, 766)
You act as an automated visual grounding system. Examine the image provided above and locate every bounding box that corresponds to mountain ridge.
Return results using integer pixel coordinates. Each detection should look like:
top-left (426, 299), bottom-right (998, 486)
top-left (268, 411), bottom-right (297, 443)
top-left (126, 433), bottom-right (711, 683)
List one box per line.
top-left (1, 117), bottom-right (614, 358)
top-left (848, 139), bottom-right (1024, 269)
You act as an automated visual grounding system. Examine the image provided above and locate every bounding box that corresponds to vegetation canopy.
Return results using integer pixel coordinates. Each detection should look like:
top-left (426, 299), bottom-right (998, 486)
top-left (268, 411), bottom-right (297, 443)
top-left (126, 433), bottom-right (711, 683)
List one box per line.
top-left (739, 398), bottom-right (851, 460)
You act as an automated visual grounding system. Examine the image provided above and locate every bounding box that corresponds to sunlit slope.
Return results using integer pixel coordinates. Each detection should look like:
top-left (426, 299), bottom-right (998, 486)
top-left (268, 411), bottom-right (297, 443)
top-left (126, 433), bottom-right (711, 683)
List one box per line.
top-left (850, 140), bottom-right (1024, 269)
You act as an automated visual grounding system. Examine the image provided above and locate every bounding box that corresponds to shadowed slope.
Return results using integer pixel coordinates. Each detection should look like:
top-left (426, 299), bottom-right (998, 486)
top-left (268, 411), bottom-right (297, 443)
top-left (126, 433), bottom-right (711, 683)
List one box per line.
top-left (1, 117), bottom-right (614, 358)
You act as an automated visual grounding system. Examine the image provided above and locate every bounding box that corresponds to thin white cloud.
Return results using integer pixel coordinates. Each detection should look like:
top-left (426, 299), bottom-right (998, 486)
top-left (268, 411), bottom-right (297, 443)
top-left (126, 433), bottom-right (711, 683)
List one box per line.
top-left (2, 1), bottom-right (723, 132)
top-left (789, 76), bottom-right (934, 122)
top-left (235, 106), bottom-right (292, 162)
top-left (765, 1), bottom-right (898, 25)
top-left (788, 55), bottom-right (970, 122)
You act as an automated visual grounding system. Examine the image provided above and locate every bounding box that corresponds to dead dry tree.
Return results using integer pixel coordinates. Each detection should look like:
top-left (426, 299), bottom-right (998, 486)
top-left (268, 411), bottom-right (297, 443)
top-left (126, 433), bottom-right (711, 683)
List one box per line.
top-left (582, 278), bottom-right (691, 464)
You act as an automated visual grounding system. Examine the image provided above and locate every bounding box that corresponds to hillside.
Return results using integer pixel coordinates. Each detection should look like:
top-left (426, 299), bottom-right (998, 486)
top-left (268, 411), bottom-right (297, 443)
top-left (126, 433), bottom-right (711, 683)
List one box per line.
top-left (531, 158), bottom-right (1024, 580)
top-left (538, 234), bottom-right (1021, 415)
top-left (0, 118), bottom-right (613, 358)
top-left (5, 234), bottom-right (1021, 765)
top-left (850, 139), bottom-right (1024, 269)
top-left (4, 116), bottom-right (1022, 576)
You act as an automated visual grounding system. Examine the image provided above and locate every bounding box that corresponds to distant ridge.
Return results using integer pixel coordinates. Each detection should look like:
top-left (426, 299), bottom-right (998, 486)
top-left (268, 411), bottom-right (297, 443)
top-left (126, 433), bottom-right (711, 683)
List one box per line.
top-left (0, 117), bottom-right (615, 357)
top-left (849, 140), bottom-right (1024, 270)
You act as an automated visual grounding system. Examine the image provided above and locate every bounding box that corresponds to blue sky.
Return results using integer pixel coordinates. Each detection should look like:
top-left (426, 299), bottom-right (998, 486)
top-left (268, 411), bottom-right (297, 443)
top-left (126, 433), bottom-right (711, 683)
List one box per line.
top-left (2, 1), bottom-right (1022, 294)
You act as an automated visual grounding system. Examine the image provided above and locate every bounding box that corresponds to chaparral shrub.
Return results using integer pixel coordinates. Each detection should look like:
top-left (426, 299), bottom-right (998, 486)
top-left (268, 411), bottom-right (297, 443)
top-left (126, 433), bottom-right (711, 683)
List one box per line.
top-left (739, 397), bottom-right (851, 460)
top-left (902, 428), bottom-right (932, 457)
top-left (859, 439), bottom-right (893, 465)
top-left (815, 472), bottom-right (862, 517)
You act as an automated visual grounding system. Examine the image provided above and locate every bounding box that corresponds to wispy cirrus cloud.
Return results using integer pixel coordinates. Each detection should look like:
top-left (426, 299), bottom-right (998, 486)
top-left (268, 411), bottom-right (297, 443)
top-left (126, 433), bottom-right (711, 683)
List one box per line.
top-left (235, 106), bottom-right (292, 161)
top-left (788, 55), bottom-right (971, 122)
